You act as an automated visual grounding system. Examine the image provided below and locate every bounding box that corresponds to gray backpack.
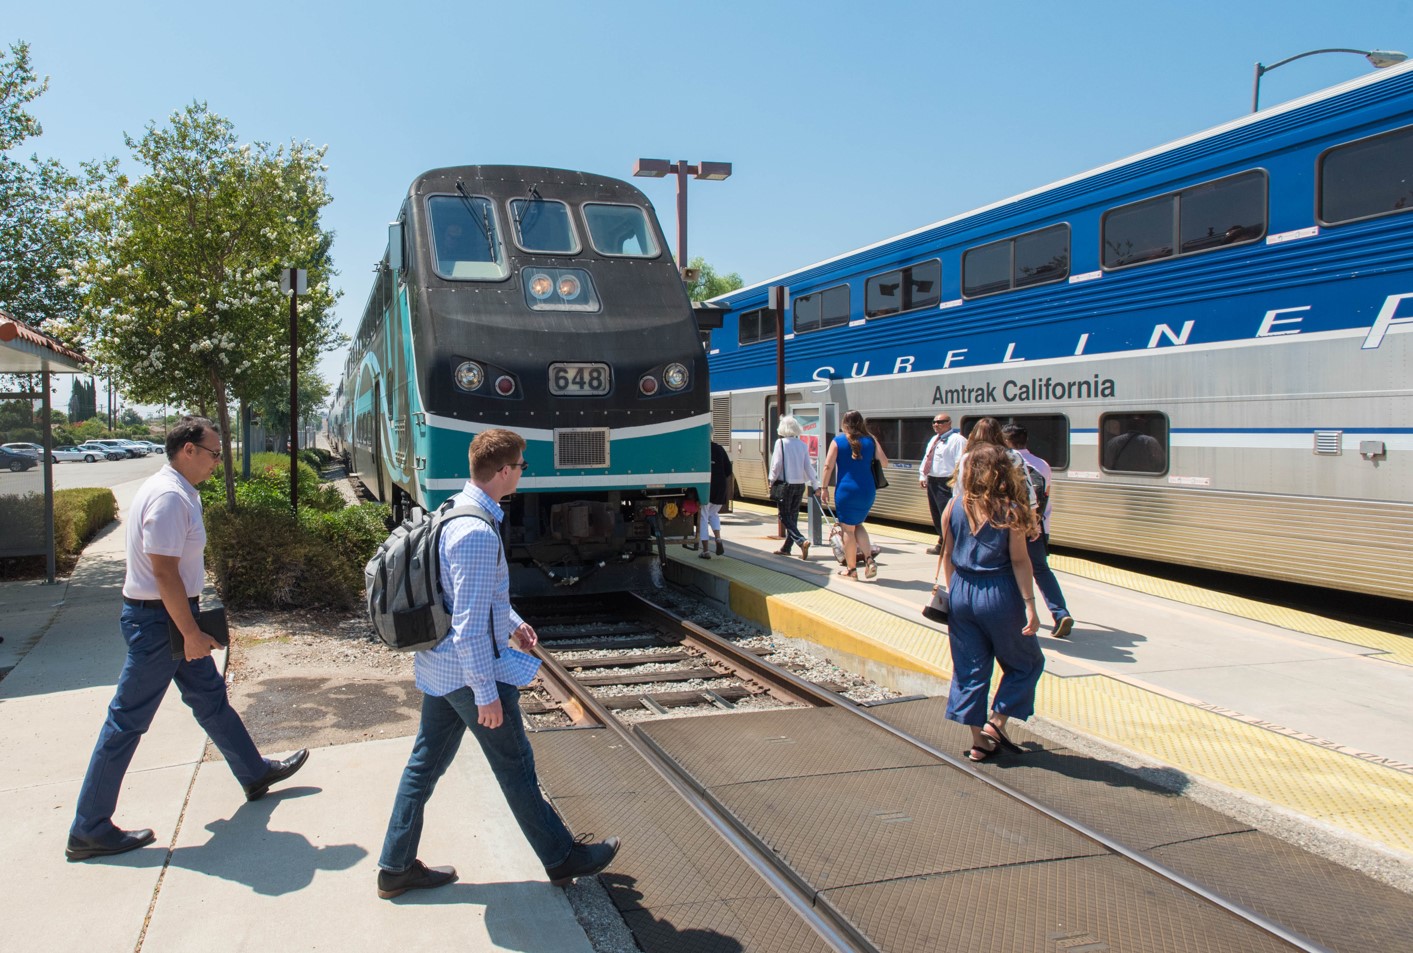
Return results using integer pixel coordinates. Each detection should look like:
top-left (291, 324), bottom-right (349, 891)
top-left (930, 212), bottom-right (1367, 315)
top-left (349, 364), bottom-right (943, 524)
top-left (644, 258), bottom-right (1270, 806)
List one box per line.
top-left (365, 499), bottom-right (496, 652)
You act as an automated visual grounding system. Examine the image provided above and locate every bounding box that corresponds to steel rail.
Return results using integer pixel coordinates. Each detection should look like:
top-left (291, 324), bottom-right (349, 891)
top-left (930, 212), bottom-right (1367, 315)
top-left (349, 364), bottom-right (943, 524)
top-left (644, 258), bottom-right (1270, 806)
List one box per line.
top-left (531, 644), bottom-right (879, 953)
top-left (617, 592), bottom-right (1329, 953)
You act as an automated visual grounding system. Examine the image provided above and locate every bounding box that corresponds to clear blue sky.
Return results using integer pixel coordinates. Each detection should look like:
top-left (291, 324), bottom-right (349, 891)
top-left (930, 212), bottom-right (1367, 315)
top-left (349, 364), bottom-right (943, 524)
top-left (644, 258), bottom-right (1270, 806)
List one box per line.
top-left (8, 0), bottom-right (1410, 409)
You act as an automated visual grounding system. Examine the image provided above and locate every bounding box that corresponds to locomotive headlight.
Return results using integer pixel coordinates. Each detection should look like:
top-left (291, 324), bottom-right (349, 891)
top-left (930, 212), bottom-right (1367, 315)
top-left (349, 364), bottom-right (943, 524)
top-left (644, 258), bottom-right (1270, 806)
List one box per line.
top-left (454, 361), bottom-right (484, 391)
top-left (638, 374), bottom-right (659, 396)
top-left (528, 273), bottom-right (553, 299)
top-left (557, 274), bottom-right (581, 299)
top-left (663, 363), bottom-right (689, 390)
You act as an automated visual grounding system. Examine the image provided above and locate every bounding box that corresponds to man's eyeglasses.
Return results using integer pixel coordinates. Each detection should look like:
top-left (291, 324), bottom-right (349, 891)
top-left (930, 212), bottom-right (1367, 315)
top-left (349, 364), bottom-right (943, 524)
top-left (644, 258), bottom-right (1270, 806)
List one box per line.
top-left (933, 420), bottom-right (949, 426)
top-left (508, 460), bottom-right (529, 471)
top-left (192, 443), bottom-right (222, 460)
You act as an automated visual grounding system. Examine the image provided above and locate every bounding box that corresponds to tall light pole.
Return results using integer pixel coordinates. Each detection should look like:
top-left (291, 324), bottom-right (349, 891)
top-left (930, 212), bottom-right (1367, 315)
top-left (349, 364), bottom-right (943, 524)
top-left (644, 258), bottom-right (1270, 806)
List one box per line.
top-left (1252, 48), bottom-right (1407, 112)
top-left (632, 159), bottom-right (732, 281)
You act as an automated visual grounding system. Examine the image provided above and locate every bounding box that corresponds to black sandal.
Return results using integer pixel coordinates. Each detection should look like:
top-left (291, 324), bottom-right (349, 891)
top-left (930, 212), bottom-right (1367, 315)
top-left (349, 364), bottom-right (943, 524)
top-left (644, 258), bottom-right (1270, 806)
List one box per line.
top-left (982, 721), bottom-right (1023, 753)
top-left (965, 735), bottom-right (1000, 763)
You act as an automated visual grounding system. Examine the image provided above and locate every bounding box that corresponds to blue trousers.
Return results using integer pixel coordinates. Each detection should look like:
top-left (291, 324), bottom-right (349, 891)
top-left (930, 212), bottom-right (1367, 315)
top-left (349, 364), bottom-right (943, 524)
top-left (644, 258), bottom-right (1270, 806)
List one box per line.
top-left (945, 571), bottom-right (1046, 726)
top-left (1027, 533), bottom-right (1071, 623)
top-left (72, 603), bottom-right (267, 838)
top-left (379, 682), bottom-right (573, 873)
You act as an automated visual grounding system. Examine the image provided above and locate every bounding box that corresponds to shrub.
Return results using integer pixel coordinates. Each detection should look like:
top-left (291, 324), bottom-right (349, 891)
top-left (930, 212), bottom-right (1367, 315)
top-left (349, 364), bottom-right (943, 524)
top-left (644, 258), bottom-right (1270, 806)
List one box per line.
top-left (204, 496), bottom-right (389, 609)
top-left (0, 487), bottom-right (117, 578)
top-left (201, 452), bottom-right (341, 513)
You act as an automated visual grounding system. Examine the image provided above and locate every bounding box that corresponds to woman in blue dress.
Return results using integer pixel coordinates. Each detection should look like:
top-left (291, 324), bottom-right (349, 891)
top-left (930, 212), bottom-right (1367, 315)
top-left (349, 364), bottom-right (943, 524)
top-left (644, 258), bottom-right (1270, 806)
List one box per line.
top-left (941, 443), bottom-right (1043, 762)
top-left (820, 410), bottom-right (889, 579)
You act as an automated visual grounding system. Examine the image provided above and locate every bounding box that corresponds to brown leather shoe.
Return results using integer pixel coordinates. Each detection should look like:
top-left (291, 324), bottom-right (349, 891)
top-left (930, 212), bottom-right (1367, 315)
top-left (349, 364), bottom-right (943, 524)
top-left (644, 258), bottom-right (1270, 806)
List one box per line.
top-left (799, 541), bottom-right (810, 560)
top-left (377, 860), bottom-right (457, 899)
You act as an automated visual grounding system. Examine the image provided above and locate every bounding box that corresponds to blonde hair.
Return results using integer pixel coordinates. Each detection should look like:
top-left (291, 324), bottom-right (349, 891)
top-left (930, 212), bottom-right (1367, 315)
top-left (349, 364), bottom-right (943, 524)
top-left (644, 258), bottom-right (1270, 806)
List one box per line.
top-left (959, 444), bottom-right (1038, 537)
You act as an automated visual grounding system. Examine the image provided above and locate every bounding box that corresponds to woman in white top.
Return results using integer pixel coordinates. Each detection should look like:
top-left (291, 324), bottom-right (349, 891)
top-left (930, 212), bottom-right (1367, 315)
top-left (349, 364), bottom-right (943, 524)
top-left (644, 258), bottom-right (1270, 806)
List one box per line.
top-left (768, 416), bottom-right (821, 559)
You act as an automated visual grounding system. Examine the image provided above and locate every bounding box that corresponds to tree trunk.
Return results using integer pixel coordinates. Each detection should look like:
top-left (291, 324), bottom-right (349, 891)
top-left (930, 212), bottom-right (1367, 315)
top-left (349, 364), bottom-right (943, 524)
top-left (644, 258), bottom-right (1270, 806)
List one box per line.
top-left (211, 368), bottom-right (237, 511)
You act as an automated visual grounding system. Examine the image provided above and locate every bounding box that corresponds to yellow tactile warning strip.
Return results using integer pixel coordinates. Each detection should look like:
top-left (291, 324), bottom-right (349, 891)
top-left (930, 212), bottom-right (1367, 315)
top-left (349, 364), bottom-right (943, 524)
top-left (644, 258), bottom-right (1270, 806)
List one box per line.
top-left (1047, 553), bottom-right (1413, 666)
top-left (671, 545), bottom-right (1413, 859)
top-left (734, 501), bottom-right (1412, 665)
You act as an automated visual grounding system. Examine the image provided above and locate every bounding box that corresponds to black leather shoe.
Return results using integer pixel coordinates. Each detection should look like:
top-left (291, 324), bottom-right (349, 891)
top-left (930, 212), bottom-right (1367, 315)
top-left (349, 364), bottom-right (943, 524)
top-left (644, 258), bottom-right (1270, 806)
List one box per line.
top-left (545, 835), bottom-right (620, 886)
top-left (66, 827), bottom-right (155, 861)
top-left (244, 749), bottom-right (309, 801)
top-left (377, 859), bottom-right (457, 899)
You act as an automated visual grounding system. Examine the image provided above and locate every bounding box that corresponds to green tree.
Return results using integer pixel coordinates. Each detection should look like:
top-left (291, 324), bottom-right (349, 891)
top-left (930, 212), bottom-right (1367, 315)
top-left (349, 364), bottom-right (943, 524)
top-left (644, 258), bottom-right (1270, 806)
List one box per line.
top-left (685, 256), bottom-right (744, 302)
top-left (250, 371), bottom-right (330, 443)
top-left (60, 102), bottom-right (343, 508)
top-left (0, 42), bottom-right (110, 332)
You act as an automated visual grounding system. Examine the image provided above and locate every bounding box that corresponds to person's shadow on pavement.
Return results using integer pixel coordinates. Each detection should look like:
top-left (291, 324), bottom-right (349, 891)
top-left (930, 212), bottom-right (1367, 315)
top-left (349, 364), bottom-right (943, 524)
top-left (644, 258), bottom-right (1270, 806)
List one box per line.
top-left (166, 788), bottom-right (365, 896)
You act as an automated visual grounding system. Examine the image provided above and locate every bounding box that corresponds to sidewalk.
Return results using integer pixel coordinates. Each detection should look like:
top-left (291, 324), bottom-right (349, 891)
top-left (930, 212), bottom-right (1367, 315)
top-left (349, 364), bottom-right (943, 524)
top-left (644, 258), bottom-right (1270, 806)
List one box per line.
top-left (0, 471), bottom-right (595, 953)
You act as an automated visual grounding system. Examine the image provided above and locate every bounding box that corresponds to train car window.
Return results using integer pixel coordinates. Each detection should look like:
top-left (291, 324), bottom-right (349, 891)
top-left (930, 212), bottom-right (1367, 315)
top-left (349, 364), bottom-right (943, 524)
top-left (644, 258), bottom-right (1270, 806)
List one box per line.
top-left (1318, 124), bottom-right (1413, 225)
top-left (583, 203), bottom-right (661, 257)
top-left (865, 417), bottom-right (935, 460)
top-left (865, 259), bottom-right (941, 317)
top-left (737, 307), bottom-right (776, 345)
top-left (793, 285), bottom-right (850, 334)
top-left (988, 413), bottom-right (1070, 470)
top-left (1099, 412), bottom-right (1168, 474)
top-left (1103, 170), bottom-right (1265, 269)
top-left (963, 225), bottom-right (1069, 298)
top-left (428, 194), bottom-right (507, 280)
top-left (509, 198), bottom-right (579, 254)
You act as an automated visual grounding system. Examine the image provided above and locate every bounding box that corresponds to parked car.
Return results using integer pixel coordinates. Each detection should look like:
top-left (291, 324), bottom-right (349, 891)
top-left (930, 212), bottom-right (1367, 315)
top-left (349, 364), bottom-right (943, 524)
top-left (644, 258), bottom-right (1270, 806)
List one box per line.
top-left (52, 445), bottom-right (100, 463)
top-left (77, 443), bottom-right (126, 461)
top-left (1, 441), bottom-right (43, 459)
top-left (137, 440), bottom-right (166, 454)
top-left (0, 446), bottom-right (39, 472)
top-left (91, 439), bottom-right (144, 458)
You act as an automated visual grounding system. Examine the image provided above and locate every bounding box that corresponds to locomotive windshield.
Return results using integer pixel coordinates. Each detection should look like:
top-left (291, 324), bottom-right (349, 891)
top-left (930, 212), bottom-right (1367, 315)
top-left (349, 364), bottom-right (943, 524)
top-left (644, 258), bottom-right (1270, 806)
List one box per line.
top-left (583, 203), bottom-right (660, 257)
top-left (429, 193), bottom-right (507, 279)
top-left (510, 197), bottom-right (579, 254)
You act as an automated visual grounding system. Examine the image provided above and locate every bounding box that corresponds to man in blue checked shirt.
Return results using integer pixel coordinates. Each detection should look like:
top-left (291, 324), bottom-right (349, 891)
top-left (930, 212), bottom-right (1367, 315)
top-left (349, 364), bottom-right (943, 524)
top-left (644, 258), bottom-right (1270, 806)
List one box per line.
top-left (376, 428), bottom-right (619, 899)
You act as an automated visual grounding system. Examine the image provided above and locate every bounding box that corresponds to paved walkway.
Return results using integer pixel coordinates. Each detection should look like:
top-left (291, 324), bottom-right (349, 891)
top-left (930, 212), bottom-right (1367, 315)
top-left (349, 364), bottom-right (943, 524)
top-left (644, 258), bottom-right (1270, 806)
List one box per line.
top-left (0, 464), bottom-right (594, 953)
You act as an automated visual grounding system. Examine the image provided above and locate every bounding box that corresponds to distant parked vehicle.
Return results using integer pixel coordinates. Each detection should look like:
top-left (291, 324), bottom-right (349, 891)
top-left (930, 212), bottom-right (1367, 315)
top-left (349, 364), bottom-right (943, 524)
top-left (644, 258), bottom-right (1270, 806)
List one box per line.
top-left (77, 443), bottom-right (126, 461)
top-left (52, 445), bottom-right (100, 463)
top-left (137, 440), bottom-right (166, 454)
top-left (0, 446), bottom-right (38, 472)
top-left (1, 442), bottom-right (43, 459)
top-left (91, 439), bottom-right (143, 458)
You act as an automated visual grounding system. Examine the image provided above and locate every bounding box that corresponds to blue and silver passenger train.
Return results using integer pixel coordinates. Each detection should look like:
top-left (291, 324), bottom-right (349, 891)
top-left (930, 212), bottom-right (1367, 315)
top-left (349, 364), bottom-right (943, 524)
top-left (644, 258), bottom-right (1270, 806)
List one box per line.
top-left (707, 65), bottom-right (1413, 603)
top-left (332, 166), bottom-right (710, 589)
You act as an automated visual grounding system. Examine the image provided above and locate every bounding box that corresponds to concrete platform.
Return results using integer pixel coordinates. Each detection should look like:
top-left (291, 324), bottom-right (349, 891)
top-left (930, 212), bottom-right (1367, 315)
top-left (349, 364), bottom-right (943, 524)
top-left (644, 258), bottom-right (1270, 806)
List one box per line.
top-left (673, 501), bottom-right (1413, 874)
top-left (0, 463), bottom-right (595, 953)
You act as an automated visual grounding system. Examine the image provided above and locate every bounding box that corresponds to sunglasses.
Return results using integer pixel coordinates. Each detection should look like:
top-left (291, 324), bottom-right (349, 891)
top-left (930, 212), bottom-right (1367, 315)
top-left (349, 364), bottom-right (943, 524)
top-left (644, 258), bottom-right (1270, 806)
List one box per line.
top-left (508, 460), bottom-right (529, 471)
top-left (192, 443), bottom-right (222, 460)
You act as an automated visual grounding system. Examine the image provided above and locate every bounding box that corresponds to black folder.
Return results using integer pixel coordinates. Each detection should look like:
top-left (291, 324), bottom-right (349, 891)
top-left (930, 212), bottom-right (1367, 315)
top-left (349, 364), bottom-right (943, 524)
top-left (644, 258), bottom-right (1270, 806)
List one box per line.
top-left (169, 606), bottom-right (230, 660)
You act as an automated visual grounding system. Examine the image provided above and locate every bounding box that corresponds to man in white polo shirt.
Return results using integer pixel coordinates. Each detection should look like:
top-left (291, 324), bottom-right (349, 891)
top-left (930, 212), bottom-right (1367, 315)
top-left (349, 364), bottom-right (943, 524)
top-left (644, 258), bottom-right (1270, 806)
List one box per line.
top-left (67, 416), bottom-right (309, 861)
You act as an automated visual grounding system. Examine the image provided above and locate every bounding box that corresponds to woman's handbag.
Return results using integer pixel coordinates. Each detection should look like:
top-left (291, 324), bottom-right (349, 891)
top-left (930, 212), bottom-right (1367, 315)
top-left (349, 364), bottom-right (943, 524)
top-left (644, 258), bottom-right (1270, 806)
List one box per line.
top-left (769, 479), bottom-right (787, 502)
top-left (871, 457), bottom-right (889, 489)
top-left (921, 533), bottom-right (948, 623)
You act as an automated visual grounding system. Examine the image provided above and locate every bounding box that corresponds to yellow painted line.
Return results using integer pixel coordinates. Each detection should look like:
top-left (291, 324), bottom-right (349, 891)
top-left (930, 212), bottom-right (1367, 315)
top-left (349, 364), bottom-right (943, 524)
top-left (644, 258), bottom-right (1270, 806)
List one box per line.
top-left (735, 500), bottom-right (1413, 664)
top-left (675, 545), bottom-right (1413, 859)
top-left (1039, 675), bottom-right (1413, 855)
top-left (1048, 554), bottom-right (1413, 666)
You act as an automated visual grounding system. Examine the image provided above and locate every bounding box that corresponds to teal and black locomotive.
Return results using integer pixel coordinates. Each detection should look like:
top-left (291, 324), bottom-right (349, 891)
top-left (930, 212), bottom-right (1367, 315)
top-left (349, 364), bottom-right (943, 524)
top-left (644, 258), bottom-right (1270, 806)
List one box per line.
top-left (335, 166), bottom-right (710, 589)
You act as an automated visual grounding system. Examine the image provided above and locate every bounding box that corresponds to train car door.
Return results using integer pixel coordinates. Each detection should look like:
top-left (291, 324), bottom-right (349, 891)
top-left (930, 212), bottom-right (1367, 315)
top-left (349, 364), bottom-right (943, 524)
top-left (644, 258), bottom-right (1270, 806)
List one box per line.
top-left (789, 402), bottom-right (834, 543)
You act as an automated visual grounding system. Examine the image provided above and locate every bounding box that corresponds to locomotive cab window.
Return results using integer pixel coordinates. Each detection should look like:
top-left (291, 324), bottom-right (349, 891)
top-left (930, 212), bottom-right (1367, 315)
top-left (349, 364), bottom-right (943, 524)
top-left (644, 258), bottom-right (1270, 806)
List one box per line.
top-left (792, 285), bottom-right (850, 334)
top-left (1318, 124), bottom-right (1413, 225)
top-left (1099, 412), bottom-right (1168, 474)
top-left (962, 224), bottom-right (1069, 298)
top-left (865, 259), bottom-right (941, 318)
top-left (738, 306), bottom-right (776, 346)
top-left (510, 197), bottom-right (579, 254)
top-left (428, 194), bottom-right (507, 280)
top-left (1103, 171), bottom-right (1266, 269)
top-left (584, 203), bottom-right (661, 257)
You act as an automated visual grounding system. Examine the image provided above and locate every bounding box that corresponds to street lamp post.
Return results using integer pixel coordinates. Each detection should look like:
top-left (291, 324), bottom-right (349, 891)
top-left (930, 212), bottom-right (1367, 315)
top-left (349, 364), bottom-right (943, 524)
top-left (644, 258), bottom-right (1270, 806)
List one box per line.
top-left (1252, 47), bottom-right (1407, 112)
top-left (632, 158), bottom-right (732, 280)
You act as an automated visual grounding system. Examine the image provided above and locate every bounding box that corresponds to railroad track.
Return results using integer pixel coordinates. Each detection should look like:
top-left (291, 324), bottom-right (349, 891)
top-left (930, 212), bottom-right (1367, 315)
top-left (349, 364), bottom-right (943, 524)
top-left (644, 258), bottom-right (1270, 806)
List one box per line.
top-left (520, 592), bottom-right (1326, 953)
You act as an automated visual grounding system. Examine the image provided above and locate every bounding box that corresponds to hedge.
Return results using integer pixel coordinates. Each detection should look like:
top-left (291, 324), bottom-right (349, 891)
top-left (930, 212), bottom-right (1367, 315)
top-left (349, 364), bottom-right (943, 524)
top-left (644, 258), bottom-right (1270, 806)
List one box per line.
top-left (0, 487), bottom-right (117, 578)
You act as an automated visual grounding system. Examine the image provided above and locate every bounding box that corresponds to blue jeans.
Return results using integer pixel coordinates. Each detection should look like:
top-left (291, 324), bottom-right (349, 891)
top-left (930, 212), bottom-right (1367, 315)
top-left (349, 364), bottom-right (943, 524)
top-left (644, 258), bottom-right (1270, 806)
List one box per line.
top-left (1027, 532), bottom-right (1070, 623)
top-left (72, 602), bottom-right (267, 838)
top-left (379, 682), bottom-right (573, 873)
